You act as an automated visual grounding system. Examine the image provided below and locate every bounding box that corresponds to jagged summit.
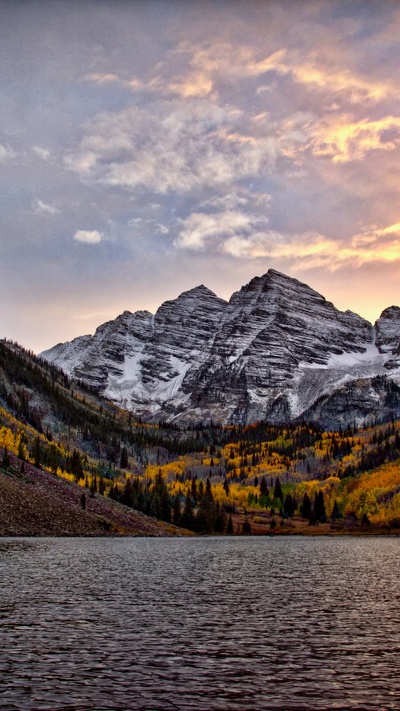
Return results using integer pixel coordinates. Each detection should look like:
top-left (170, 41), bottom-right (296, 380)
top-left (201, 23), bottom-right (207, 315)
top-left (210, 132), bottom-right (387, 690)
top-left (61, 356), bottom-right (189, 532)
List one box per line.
top-left (155, 284), bottom-right (227, 315)
top-left (378, 305), bottom-right (400, 320)
top-left (181, 283), bottom-right (220, 296)
top-left (40, 270), bottom-right (400, 427)
top-left (243, 268), bottom-right (322, 290)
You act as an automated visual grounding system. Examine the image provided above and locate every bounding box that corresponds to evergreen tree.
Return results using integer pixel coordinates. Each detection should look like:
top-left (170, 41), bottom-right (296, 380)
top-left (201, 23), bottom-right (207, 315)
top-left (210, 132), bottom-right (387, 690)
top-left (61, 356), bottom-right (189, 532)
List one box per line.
top-left (196, 477), bottom-right (216, 533)
top-left (260, 476), bottom-right (269, 497)
top-left (242, 517), bottom-right (252, 534)
top-left (191, 477), bottom-right (198, 503)
top-left (273, 476), bottom-right (283, 503)
top-left (137, 487), bottom-right (145, 513)
top-left (109, 483), bottom-right (120, 501)
top-left (308, 509), bottom-right (316, 525)
top-left (314, 491), bottom-right (326, 522)
top-left (300, 492), bottom-right (312, 519)
top-left (361, 512), bottom-right (371, 527)
top-left (198, 480), bottom-right (204, 500)
top-left (223, 477), bottom-right (230, 496)
top-left (1, 447), bottom-right (10, 470)
top-left (226, 514), bottom-right (234, 534)
top-left (331, 499), bottom-right (341, 520)
top-left (161, 485), bottom-right (171, 523)
top-left (120, 446), bottom-right (129, 469)
top-left (70, 449), bottom-right (84, 482)
top-left (172, 495), bottom-right (181, 526)
top-left (214, 502), bottom-right (227, 533)
top-left (90, 473), bottom-right (98, 496)
top-left (17, 437), bottom-right (25, 461)
top-left (180, 492), bottom-right (195, 530)
top-left (149, 494), bottom-right (159, 518)
top-left (33, 436), bottom-right (41, 469)
top-left (284, 493), bottom-right (294, 518)
top-left (153, 470), bottom-right (172, 523)
top-left (48, 443), bottom-right (58, 475)
top-left (122, 477), bottom-right (134, 507)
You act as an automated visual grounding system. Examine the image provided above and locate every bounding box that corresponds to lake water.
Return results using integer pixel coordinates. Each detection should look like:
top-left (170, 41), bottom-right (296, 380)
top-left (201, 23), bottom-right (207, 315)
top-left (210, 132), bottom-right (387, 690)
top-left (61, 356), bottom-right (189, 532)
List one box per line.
top-left (1, 536), bottom-right (400, 710)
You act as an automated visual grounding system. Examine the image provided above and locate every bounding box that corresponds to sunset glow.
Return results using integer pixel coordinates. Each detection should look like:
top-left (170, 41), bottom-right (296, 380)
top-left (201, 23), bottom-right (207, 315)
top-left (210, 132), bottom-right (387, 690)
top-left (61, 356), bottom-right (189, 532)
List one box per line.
top-left (0, 1), bottom-right (399, 351)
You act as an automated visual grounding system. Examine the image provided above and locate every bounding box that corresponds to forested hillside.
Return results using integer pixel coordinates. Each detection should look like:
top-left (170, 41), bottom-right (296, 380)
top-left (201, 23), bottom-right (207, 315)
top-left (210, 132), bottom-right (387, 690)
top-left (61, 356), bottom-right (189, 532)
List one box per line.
top-left (1, 339), bottom-right (400, 536)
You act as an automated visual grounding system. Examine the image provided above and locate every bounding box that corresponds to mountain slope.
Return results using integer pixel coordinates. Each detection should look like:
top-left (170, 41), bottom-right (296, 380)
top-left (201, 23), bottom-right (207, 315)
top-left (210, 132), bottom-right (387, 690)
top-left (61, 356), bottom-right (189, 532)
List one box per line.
top-left (3, 341), bottom-right (400, 536)
top-left (0, 451), bottom-right (173, 536)
top-left (0, 342), bottom-right (200, 536)
top-left (41, 270), bottom-right (400, 427)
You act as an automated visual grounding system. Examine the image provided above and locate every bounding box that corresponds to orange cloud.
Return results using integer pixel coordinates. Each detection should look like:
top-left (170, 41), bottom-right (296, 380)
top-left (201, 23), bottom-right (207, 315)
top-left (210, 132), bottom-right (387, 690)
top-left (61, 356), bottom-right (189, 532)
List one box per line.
top-left (312, 116), bottom-right (400, 163)
top-left (165, 41), bottom-right (395, 106)
top-left (175, 212), bottom-right (400, 270)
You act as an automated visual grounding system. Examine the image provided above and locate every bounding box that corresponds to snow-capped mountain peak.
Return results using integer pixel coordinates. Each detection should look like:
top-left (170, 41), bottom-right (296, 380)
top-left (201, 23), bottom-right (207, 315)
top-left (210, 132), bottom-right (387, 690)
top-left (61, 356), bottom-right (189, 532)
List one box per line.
top-left (40, 271), bottom-right (400, 427)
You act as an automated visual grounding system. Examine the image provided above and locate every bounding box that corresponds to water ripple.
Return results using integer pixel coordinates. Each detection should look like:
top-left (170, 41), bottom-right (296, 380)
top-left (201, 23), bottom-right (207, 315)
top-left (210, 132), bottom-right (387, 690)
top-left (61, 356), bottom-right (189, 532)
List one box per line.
top-left (1, 536), bottom-right (400, 709)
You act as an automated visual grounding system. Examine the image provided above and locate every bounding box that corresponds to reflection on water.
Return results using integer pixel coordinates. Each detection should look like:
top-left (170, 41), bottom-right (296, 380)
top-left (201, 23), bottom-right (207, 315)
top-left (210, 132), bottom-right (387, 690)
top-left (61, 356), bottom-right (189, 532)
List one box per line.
top-left (1, 536), bottom-right (400, 710)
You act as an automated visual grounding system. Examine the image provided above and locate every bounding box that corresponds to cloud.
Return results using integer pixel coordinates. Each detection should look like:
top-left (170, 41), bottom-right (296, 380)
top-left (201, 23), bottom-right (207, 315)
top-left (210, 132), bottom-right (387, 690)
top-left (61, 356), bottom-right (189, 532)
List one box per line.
top-left (86, 71), bottom-right (161, 94)
top-left (163, 39), bottom-right (394, 107)
top-left (261, 51), bottom-right (393, 104)
top-left (199, 191), bottom-right (250, 210)
top-left (175, 209), bottom-right (400, 269)
top-left (311, 115), bottom-right (400, 163)
top-left (31, 146), bottom-right (50, 161)
top-left (376, 222), bottom-right (400, 236)
top-left (174, 210), bottom-right (269, 251)
top-left (65, 100), bottom-right (278, 194)
top-left (32, 199), bottom-right (61, 215)
top-left (157, 223), bottom-right (169, 234)
top-left (73, 229), bottom-right (103, 244)
top-left (168, 72), bottom-right (214, 99)
top-left (162, 45), bottom-right (288, 99)
top-left (0, 144), bottom-right (16, 163)
top-left (85, 73), bottom-right (120, 84)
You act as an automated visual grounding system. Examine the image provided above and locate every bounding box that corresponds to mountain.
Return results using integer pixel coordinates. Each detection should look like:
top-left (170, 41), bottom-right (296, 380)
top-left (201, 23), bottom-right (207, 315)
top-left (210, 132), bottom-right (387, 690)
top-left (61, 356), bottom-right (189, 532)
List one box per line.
top-left (0, 450), bottom-right (176, 537)
top-left (40, 270), bottom-right (400, 428)
top-left (0, 340), bottom-right (201, 536)
top-left (3, 341), bottom-right (400, 536)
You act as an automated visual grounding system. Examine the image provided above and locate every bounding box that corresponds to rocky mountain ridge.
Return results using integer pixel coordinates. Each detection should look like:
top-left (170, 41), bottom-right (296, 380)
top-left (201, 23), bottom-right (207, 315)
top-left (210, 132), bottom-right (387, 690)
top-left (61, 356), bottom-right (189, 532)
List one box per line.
top-left (41, 270), bottom-right (400, 428)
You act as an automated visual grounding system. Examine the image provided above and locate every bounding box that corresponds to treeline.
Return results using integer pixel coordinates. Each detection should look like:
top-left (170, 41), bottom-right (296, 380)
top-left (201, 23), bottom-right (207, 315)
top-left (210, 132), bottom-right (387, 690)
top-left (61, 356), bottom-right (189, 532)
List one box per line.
top-left (249, 474), bottom-right (329, 524)
top-left (356, 423), bottom-right (400, 475)
top-left (0, 342), bottom-right (229, 461)
top-left (110, 471), bottom-right (232, 534)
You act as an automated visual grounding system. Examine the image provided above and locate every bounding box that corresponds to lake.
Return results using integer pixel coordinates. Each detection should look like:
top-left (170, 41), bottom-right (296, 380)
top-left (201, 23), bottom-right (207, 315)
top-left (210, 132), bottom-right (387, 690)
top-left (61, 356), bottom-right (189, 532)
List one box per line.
top-left (1, 536), bottom-right (400, 710)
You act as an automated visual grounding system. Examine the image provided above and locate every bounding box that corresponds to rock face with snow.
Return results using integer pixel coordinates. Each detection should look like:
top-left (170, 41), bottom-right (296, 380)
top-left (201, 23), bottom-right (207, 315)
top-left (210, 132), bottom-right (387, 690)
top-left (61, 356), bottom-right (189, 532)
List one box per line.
top-left (40, 270), bottom-right (400, 428)
top-left (376, 306), bottom-right (400, 358)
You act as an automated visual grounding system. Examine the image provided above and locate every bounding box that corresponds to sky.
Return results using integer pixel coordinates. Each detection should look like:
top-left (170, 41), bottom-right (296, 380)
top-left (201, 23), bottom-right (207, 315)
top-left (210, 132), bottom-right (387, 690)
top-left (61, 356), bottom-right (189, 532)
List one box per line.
top-left (1, 0), bottom-right (400, 353)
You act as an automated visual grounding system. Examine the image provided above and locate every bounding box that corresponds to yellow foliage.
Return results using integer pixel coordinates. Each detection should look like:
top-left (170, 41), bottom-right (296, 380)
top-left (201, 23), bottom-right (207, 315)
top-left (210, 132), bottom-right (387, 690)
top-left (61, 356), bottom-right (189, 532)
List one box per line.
top-left (202, 457), bottom-right (219, 467)
top-left (341, 462), bottom-right (400, 521)
top-left (320, 476), bottom-right (341, 493)
top-left (295, 479), bottom-right (322, 499)
top-left (145, 460), bottom-right (186, 481)
top-left (342, 453), bottom-right (357, 466)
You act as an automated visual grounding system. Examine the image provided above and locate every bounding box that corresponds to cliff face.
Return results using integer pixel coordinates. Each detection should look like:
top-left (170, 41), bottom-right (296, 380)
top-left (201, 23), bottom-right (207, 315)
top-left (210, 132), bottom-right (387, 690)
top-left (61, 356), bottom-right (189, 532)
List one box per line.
top-left (41, 270), bottom-right (400, 427)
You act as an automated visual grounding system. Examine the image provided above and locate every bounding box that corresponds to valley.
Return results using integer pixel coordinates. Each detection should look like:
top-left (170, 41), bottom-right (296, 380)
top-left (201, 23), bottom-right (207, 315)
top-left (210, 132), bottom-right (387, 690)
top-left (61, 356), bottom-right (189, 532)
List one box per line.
top-left (2, 337), bottom-right (400, 536)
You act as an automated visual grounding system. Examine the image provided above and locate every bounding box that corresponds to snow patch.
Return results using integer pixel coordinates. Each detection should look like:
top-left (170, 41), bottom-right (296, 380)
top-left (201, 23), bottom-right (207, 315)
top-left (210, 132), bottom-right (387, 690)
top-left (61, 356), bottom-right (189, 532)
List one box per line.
top-left (327, 342), bottom-right (382, 368)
